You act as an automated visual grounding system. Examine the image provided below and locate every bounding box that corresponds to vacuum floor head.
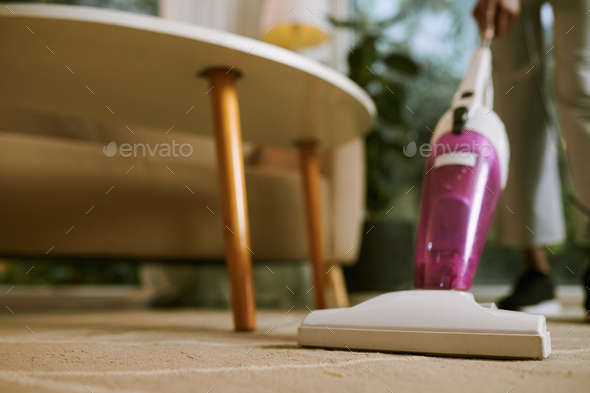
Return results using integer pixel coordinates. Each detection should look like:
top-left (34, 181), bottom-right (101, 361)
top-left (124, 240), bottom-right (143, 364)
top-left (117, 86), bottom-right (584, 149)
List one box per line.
top-left (298, 291), bottom-right (551, 359)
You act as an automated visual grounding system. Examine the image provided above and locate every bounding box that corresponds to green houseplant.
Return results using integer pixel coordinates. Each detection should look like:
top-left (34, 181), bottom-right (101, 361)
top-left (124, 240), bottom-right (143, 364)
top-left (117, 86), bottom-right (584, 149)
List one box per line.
top-left (330, 13), bottom-right (421, 216)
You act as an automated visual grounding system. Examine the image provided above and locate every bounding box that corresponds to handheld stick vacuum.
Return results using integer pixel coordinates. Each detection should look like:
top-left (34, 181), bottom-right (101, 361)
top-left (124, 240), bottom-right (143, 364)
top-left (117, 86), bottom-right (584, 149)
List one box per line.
top-left (298, 46), bottom-right (552, 359)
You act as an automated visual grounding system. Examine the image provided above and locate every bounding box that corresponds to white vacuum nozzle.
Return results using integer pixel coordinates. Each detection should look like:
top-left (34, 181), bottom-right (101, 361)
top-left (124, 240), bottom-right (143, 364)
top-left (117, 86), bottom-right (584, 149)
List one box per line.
top-left (299, 291), bottom-right (551, 359)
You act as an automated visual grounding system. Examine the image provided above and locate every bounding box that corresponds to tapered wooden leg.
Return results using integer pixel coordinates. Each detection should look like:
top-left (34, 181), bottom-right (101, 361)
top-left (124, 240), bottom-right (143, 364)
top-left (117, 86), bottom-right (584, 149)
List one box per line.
top-left (206, 69), bottom-right (256, 331)
top-left (299, 141), bottom-right (327, 309)
top-left (327, 264), bottom-right (349, 308)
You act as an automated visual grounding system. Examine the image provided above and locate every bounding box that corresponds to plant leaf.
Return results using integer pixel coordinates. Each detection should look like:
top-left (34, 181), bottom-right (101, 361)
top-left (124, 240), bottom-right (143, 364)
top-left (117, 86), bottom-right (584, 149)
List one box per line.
top-left (328, 15), bottom-right (364, 29)
top-left (373, 91), bottom-right (402, 124)
top-left (348, 37), bottom-right (378, 87)
top-left (383, 54), bottom-right (419, 75)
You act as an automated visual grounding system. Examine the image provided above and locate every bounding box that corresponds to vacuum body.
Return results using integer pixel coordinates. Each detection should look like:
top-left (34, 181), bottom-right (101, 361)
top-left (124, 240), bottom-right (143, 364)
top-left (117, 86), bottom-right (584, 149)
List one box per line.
top-left (415, 47), bottom-right (509, 290)
top-left (298, 47), bottom-right (551, 359)
top-left (414, 129), bottom-right (503, 289)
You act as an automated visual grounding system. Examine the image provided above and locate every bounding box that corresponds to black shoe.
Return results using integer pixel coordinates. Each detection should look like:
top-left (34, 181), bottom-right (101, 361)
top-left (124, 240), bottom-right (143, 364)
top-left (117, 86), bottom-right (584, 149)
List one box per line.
top-left (499, 268), bottom-right (560, 314)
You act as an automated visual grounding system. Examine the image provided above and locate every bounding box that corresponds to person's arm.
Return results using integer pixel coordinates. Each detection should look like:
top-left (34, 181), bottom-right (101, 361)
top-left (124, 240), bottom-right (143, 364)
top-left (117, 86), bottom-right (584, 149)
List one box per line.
top-left (473, 0), bottom-right (521, 38)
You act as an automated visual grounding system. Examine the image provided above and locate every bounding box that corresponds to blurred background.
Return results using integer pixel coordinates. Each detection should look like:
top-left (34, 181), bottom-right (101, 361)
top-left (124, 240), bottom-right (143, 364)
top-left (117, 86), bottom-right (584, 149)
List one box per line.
top-left (1, 0), bottom-right (587, 309)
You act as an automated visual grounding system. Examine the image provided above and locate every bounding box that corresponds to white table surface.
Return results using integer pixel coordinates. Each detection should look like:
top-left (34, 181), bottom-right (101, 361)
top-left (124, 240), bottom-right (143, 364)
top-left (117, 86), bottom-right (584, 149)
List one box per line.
top-left (0, 4), bottom-right (375, 148)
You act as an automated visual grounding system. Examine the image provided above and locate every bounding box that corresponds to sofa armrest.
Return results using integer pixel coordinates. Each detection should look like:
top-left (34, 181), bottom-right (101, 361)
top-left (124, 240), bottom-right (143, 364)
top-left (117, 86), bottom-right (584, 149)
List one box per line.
top-left (328, 137), bottom-right (365, 264)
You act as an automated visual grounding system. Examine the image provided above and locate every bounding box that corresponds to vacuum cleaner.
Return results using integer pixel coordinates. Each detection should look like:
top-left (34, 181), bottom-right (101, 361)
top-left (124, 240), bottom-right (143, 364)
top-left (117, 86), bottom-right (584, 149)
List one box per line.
top-left (298, 45), bottom-right (552, 359)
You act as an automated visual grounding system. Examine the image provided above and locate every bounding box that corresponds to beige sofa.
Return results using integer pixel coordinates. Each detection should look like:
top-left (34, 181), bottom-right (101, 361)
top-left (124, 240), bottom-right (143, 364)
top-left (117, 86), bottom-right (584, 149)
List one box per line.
top-left (0, 105), bottom-right (365, 304)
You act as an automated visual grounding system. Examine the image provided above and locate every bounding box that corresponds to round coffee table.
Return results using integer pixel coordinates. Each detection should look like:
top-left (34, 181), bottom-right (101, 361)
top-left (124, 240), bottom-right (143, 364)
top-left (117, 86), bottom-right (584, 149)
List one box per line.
top-left (0, 3), bottom-right (375, 331)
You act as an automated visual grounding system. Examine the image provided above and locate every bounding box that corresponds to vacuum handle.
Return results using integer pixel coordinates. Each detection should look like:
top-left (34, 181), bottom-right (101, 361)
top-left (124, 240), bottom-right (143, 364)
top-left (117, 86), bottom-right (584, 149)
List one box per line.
top-left (481, 22), bottom-right (495, 48)
top-left (451, 47), bottom-right (494, 120)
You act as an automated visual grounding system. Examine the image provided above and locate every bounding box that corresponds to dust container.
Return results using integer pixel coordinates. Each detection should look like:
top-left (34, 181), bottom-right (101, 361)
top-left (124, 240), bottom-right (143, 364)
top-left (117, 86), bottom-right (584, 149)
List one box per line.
top-left (414, 131), bottom-right (502, 290)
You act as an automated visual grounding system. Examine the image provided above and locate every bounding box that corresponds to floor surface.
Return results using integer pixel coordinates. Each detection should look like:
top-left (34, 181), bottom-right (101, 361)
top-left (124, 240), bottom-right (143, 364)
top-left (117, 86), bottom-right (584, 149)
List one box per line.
top-left (0, 309), bottom-right (589, 392)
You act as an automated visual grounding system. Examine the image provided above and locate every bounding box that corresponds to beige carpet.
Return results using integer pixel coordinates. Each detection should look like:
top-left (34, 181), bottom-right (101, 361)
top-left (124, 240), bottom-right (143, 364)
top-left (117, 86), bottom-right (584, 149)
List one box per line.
top-left (0, 309), bottom-right (589, 393)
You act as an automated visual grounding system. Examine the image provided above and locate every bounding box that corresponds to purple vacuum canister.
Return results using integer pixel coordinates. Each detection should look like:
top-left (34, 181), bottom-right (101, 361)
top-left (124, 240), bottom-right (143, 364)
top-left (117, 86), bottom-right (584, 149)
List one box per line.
top-left (414, 130), bottom-right (502, 290)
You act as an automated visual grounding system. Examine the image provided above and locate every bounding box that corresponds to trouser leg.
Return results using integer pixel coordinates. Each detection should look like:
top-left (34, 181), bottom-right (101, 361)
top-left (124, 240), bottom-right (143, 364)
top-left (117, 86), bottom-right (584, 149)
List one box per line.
top-left (491, 0), bottom-right (566, 247)
top-left (551, 0), bottom-right (590, 244)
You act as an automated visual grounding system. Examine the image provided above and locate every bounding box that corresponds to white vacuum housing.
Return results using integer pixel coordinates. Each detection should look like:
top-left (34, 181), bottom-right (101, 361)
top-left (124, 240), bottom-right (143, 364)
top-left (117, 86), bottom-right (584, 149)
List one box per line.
top-left (299, 291), bottom-right (551, 359)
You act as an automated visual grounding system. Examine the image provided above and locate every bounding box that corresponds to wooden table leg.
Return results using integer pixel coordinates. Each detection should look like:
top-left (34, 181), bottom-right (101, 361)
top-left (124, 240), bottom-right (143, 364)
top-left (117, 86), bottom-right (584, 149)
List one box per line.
top-left (327, 264), bottom-right (349, 308)
top-left (206, 69), bottom-right (256, 331)
top-left (298, 141), bottom-right (327, 309)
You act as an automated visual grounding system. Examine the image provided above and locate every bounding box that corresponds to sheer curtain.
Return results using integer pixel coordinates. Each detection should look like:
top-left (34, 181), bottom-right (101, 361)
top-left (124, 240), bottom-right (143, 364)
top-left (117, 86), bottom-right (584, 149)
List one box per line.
top-left (158, 0), bottom-right (351, 73)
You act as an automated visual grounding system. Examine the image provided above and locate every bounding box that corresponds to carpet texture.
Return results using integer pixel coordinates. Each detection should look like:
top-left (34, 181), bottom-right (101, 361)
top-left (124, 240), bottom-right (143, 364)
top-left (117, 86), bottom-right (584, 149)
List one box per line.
top-left (0, 310), bottom-right (589, 392)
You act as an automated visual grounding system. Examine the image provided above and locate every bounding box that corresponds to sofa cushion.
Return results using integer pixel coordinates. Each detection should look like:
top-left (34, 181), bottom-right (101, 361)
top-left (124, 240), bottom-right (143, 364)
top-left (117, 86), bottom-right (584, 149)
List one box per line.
top-left (0, 132), bottom-right (330, 261)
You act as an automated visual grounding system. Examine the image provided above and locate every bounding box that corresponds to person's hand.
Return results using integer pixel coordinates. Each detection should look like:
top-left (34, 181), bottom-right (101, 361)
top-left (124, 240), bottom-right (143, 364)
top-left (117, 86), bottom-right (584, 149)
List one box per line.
top-left (473, 0), bottom-right (521, 38)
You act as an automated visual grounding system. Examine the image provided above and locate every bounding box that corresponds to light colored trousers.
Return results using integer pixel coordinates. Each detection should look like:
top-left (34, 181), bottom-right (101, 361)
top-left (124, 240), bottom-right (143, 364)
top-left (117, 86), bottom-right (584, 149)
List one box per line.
top-left (492, 0), bottom-right (590, 247)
